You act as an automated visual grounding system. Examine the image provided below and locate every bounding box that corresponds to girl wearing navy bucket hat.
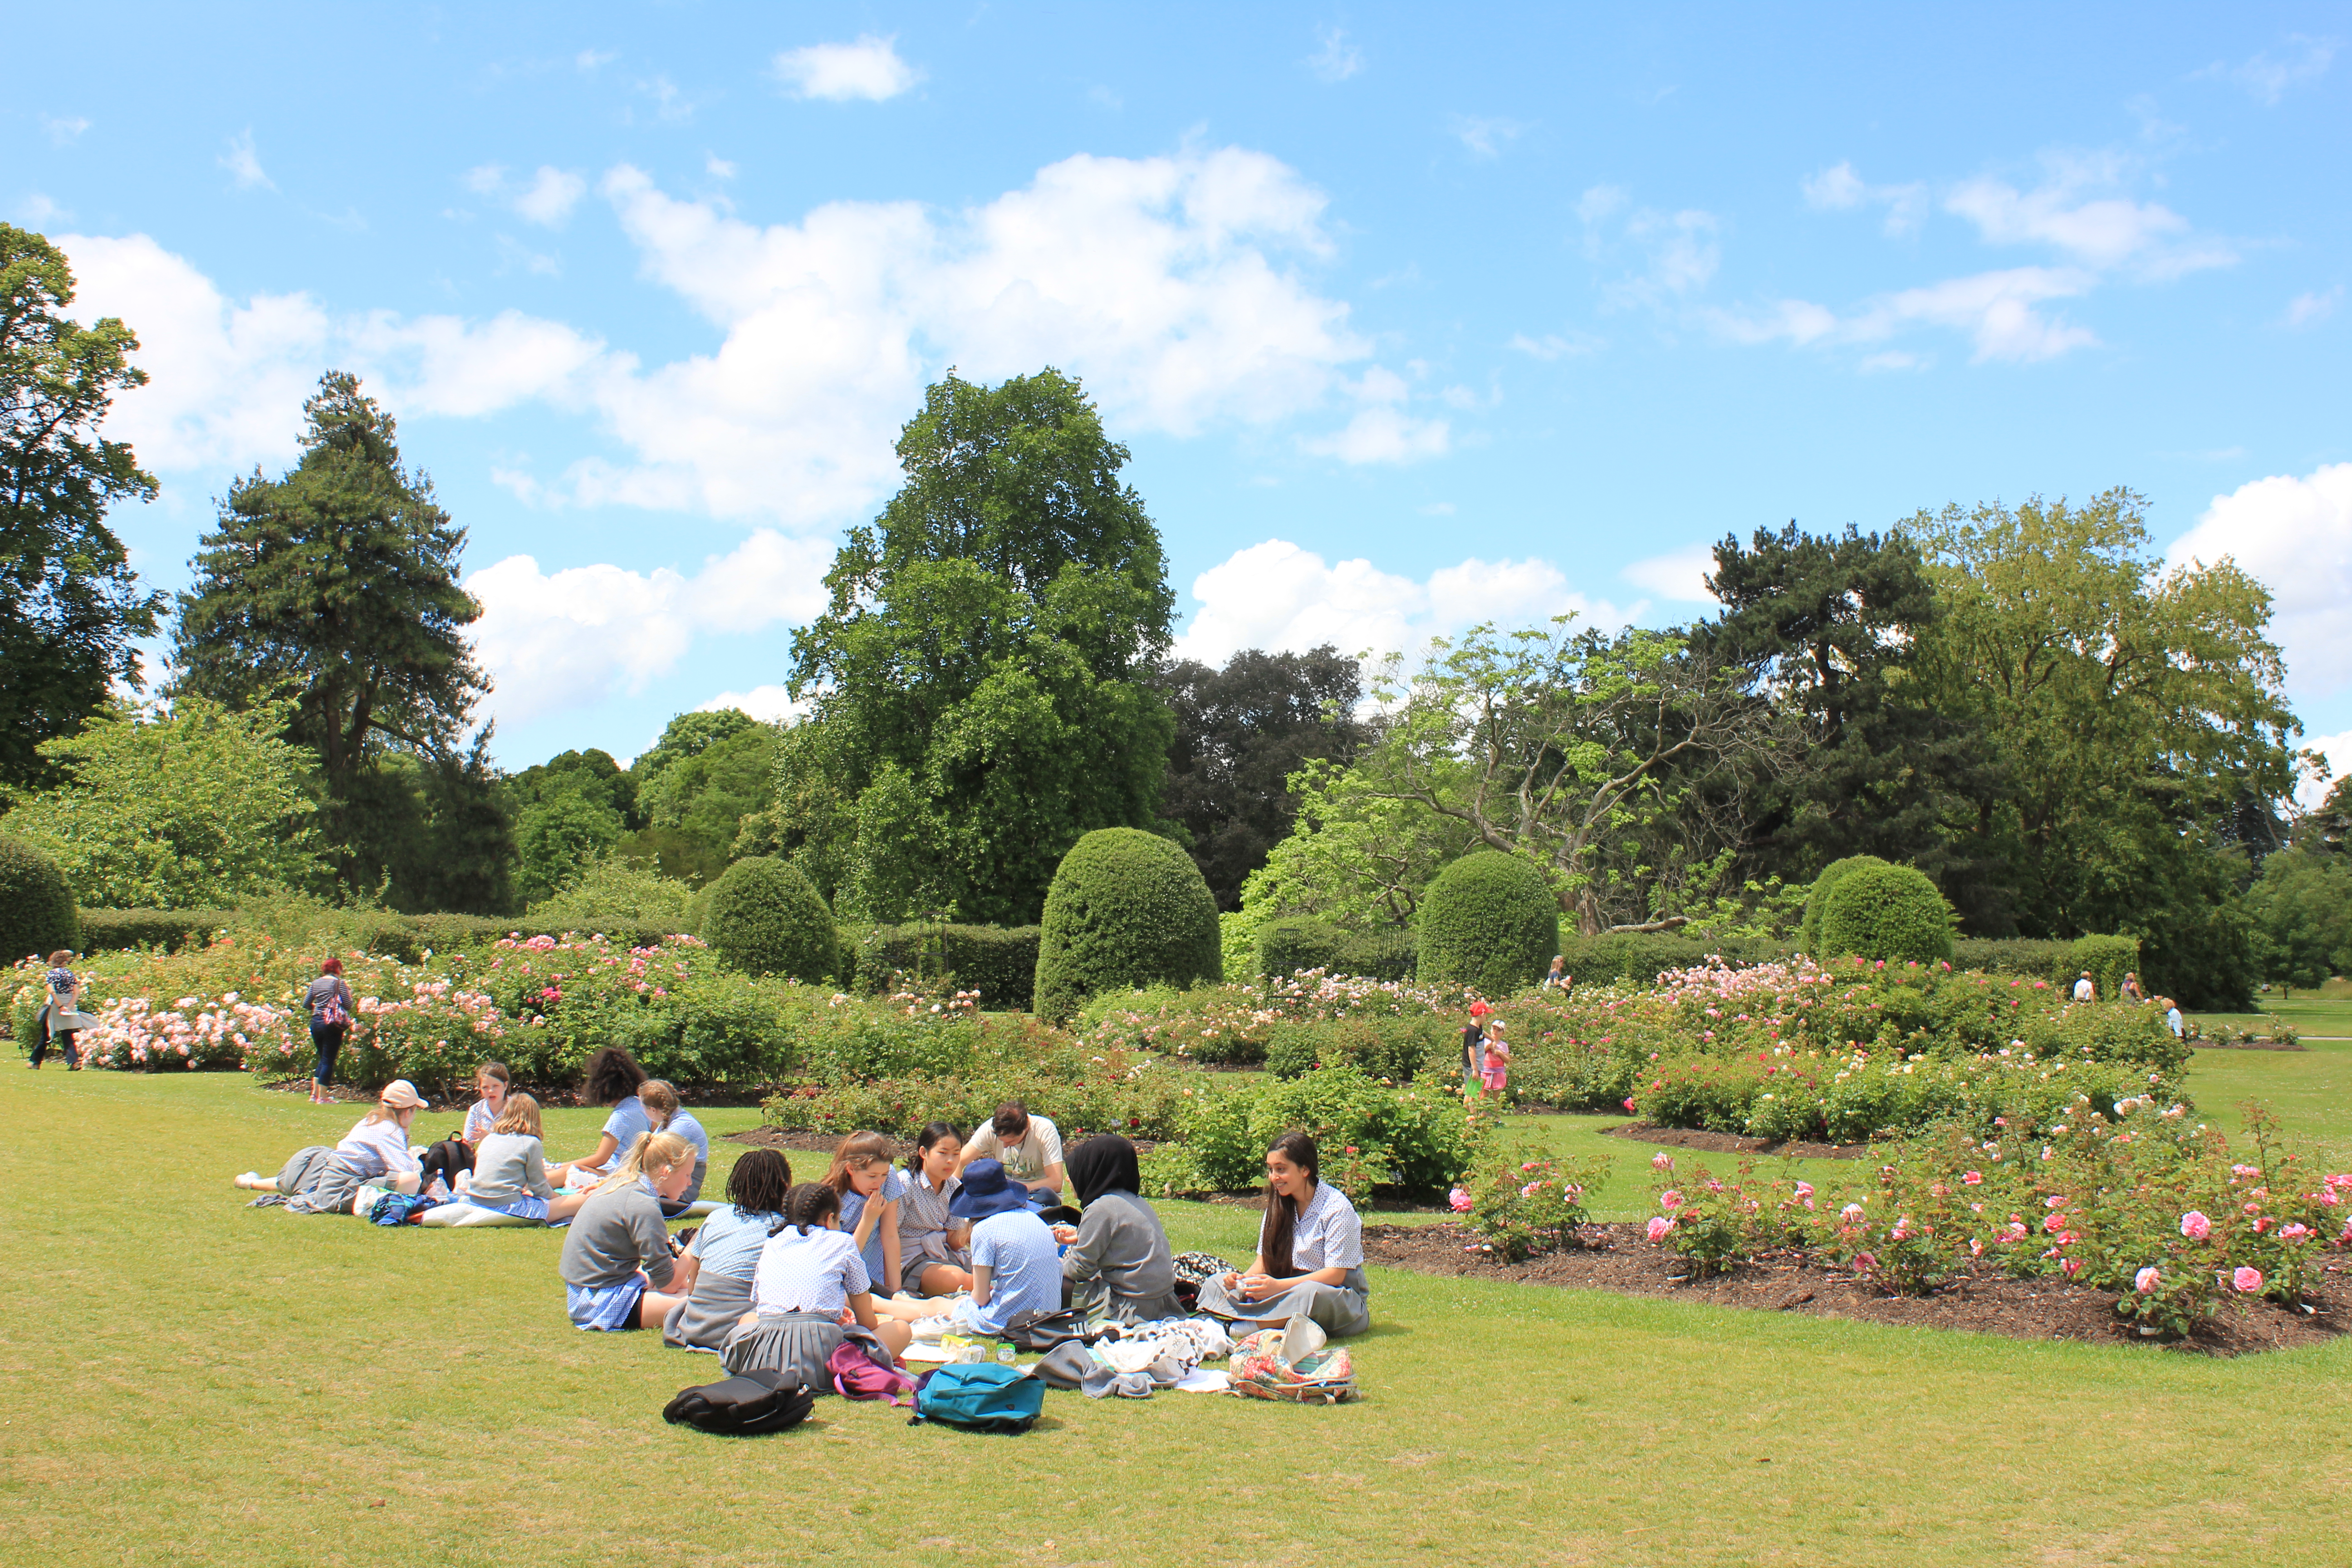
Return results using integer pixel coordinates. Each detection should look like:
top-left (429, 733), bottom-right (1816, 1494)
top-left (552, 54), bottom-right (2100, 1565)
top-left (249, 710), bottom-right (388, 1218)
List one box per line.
top-left (875, 1157), bottom-right (1063, 1338)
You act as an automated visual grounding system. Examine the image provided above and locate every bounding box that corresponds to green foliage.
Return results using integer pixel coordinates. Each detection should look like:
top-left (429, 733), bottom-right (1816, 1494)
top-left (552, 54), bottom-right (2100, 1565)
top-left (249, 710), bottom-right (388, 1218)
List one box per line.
top-left (1800, 854), bottom-right (1887, 956)
top-left (847, 922), bottom-right (1042, 1012)
top-left (701, 857), bottom-right (838, 984)
top-left (758, 369), bottom-right (1177, 926)
top-left (1416, 851), bottom-right (1558, 993)
top-left (75, 908), bottom-right (229, 954)
top-left (624, 710), bottom-right (776, 884)
top-left (1455, 1145), bottom-right (1612, 1262)
top-left (1263, 1013), bottom-right (1453, 1082)
top-left (506, 749), bottom-right (632, 906)
top-left (1816, 862), bottom-right (1955, 964)
top-left (0, 834), bottom-right (78, 964)
top-left (763, 1048), bottom-right (1184, 1146)
top-left (1156, 644), bottom-right (1367, 910)
top-left (1257, 916), bottom-right (1345, 980)
top-left (1239, 755), bottom-right (1480, 933)
top-left (169, 372), bottom-right (490, 902)
top-left (524, 857), bottom-right (697, 938)
top-left (1033, 828), bottom-right (1222, 1021)
top-left (1164, 1065), bottom-right (1481, 1198)
top-left (2069, 934), bottom-right (2144, 998)
top-left (0, 696), bottom-right (326, 907)
top-left (2244, 849), bottom-right (2352, 994)
top-left (1556, 931), bottom-right (1783, 988)
top-left (0, 224), bottom-right (165, 793)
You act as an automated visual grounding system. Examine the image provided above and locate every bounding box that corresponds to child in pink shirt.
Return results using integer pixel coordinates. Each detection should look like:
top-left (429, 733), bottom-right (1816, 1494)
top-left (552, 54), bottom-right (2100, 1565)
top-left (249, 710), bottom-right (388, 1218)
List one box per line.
top-left (1479, 1020), bottom-right (1511, 1098)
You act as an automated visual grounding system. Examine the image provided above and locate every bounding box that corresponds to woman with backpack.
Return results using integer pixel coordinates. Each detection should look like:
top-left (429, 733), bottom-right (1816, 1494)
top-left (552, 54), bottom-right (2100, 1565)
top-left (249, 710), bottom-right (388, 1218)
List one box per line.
top-left (1053, 1134), bottom-right (1182, 1324)
top-left (662, 1148), bottom-right (793, 1352)
top-left (31, 951), bottom-right (92, 1070)
top-left (304, 958), bottom-right (356, 1105)
top-left (558, 1131), bottom-right (696, 1331)
top-left (1192, 1130), bottom-right (1370, 1336)
top-left (721, 1181), bottom-right (913, 1387)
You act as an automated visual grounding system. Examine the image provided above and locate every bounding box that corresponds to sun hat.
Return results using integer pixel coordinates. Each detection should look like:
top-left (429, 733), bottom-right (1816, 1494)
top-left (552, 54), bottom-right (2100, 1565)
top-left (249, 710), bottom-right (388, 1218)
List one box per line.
top-left (1468, 1001), bottom-right (1491, 1018)
top-left (379, 1079), bottom-right (428, 1111)
top-left (947, 1158), bottom-right (1033, 1220)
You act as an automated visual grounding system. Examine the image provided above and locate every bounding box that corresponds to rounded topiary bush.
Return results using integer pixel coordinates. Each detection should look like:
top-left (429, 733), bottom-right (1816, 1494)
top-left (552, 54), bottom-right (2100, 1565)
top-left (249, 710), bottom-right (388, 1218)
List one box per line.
top-left (1415, 851), bottom-right (1559, 995)
top-left (1800, 854), bottom-right (1889, 956)
top-left (0, 835), bottom-right (78, 966)
top-left (700, 856), bottom-right (838, 984)
top-left (1815, 862), bottom-right (1954, 965)
top-left (1034, 828), bottom-right (1222, 1022)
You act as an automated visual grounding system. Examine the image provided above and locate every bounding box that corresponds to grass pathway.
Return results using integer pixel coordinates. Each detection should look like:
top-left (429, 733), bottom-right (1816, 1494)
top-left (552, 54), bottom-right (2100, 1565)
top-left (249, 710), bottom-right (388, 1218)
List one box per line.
top-left (5, 1064), bottom-right (2351, 1567)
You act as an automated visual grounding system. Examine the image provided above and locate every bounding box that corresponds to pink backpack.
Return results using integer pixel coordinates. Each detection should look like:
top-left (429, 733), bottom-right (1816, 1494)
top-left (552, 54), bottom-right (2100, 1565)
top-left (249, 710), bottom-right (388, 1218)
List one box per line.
top-left (828, 1339), bottom-right (916, 1407)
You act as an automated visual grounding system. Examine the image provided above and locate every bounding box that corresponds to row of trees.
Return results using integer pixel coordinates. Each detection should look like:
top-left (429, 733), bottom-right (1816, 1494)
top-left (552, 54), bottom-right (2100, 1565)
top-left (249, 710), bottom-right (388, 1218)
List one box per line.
top-left (1, 220), bottom-right (2340, 1004)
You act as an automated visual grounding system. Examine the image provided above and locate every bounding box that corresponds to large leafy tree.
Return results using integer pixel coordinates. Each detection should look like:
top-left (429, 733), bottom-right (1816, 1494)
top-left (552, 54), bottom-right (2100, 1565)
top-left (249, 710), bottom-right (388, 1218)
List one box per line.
top-left (2244, 849), bottom-right (2352, 995)
top-left (170, 372), bottom-right (501, 899)
top-left (504, 749), bottom-right (634, 906)
top-left (624, 709), bottom-right (777, 885)
top-left (0, 225), bottom-right (164, 791)
top-left (1156, 645), bottom-right (1368, 910)
top-left (1694, 520), bottom-right (2002, 923)
top-left (750, 369), bottom-right (1176, 924)
top-left (1907, 489), bottom-right (2296, 1002)
top-left (0, 696), bottom-right (323, 907)
top-left (1359, 617), bottom-right (1790, 935)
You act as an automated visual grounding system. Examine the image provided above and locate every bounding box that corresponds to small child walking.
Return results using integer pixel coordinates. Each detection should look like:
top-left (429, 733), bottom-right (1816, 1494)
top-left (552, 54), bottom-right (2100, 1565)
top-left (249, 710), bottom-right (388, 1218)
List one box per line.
top-left (1478, 1019), bottom-right (1511, 1100)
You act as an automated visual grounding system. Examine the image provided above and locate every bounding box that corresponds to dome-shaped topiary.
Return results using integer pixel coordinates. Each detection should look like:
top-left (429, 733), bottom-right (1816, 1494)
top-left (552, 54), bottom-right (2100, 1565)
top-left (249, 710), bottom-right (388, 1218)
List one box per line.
top-left (0, 835), bottom-right (78, 966)
top-left (1800, 854), bottom-right (1890, 956)
top-left (700, 857), bottom-right (838, 983)
top-left (1034, 828), bottom-right (1222, 1022)
top-left (1815, 862), bottom-right (1954, 965)
top-left (1415, 851), bottom-right (1559, 994)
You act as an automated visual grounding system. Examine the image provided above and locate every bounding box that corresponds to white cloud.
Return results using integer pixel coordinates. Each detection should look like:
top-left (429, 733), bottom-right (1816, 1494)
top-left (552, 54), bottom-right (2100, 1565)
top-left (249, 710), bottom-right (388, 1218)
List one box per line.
top-left (1622, 543), bottom-right (1717, 602)
top-left (220, 130), bottom-right (273, 191)
top-left (56, 232), bottom-right (328, 470)
top-left (2286, 286), bottom-right (2342, 328)
top-left (706, 153), bottom-right (737, 181)
top-left (2168, 463), bottom-right (2352, 701)
top-left (1451, 116), bottom-right (1528, 159)
top-left (514, 167), bottom-right (587, 226)
top-left (1307, 25), bottom-right (1363, 83)
top-left (1801, 161), bottom-right (1927, 236)
top-left (1298, 364), bottom-right (1449, 463)
top-left (463, 163), bottom-right (505, 196)
top-left (1507, 330), bottom-right (1601, 360)
top-left (576, 49), bottom-right (617, 72)
top-left (773, 35), bottom-right (921, 102)
top-left (2194, 35), bottom-right (2338, 105)
top-left (696, 685), bottom-right (807, 725)
top-left (42, 115), bottom-right (90, 146)
top-left (1595, 206), bottom-right (1721, 310)
top-left (1708, 261), bottom-right (2102, 364)
top-left (466, 529), bottom-right (832, 728)
top-left (1945, 157), bottom-right (2230, 278)
top-left (2300, 730), bottom-right (2352, 810)
top-left (1172, 539), bottom-right (1632, 667)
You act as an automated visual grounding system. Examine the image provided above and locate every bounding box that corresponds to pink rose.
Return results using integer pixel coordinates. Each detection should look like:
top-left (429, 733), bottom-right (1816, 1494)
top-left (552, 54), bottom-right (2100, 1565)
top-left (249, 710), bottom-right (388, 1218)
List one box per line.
top-left (2232, 1267), bottom-right (2264, 1294)
top-left (1793, 1181), bottom-right (1814, 1200)
top-left (1624, 1098), bottom-right (1637, 1112)
top-left (1840, 1203), bottom-right (1866, 1225)
top-left (1660, 1190), bottom-right (1684, 1210)
top-left (1645, 1216), bottom-right (1672, 1243)
top-left (2135, 1266), bottom-right (2160, 1293)
top-left (1447, 1186), bottom-right (1473, 1213)
top-left (1651, 1152), bottom-right (1675, 1171)
top-left (1962, 1171), bottom-right (1983, 1185)
top-left (2179, 1211), bottom-right (2211, 1241)
top-left (2061, 1257), bottom-right (2082, 1278)
top-left (2279, 1223), bottom-right (2312, 1242)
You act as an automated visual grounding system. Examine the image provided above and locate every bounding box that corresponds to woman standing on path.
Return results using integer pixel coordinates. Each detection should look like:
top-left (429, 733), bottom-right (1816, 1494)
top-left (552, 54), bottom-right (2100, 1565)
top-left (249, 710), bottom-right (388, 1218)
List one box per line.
top-left (304, 959), bottom-right (355, 1105)
top-left (32, 951), bottom-right (89, 1070)
top-left (1192, 1130), bottom-right (1372, 1336)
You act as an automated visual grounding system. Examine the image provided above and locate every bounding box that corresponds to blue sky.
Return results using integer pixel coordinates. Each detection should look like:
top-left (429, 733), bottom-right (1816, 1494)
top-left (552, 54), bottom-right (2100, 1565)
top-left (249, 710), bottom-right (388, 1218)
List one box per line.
top-left (14, 4), bottom-right (2351, 787)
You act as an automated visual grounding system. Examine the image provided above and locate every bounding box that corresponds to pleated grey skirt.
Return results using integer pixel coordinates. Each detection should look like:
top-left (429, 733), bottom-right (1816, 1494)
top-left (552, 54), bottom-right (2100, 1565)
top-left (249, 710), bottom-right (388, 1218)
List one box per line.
top-left (664, 1272), bottom-right (753, 1353)
top-left (720, 1309), bottom-right (853, 1391)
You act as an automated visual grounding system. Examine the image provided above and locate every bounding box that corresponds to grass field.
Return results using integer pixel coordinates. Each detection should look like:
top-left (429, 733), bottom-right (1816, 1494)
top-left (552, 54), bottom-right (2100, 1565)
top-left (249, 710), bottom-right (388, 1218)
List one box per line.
top-left (8, 1055), bottom-right (2352, 1568)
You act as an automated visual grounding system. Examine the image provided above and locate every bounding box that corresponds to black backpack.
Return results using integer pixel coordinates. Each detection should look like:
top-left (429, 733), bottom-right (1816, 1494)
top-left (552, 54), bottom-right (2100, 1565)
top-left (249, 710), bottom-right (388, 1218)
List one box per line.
top-left (1001, 1307), bottom-right (1114, 1353)
top-left (662, 1369), bottom-right (815, 1436)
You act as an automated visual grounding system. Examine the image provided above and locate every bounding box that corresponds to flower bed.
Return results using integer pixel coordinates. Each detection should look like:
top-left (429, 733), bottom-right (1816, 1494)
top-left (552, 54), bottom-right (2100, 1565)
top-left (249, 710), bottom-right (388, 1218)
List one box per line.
top-left (1637, 1103), bottom-right (2349, 1333)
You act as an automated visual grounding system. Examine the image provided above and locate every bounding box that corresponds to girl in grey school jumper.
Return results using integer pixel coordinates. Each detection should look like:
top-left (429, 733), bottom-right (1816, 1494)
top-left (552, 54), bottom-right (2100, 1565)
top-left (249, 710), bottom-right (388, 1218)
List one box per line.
top-left (558, 1131), bottom-right (695, 1332)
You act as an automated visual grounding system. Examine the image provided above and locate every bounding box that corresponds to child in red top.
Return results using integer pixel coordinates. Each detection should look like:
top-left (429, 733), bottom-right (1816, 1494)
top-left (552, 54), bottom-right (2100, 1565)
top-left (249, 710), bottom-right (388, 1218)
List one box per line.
top-left (1479, 1020), bottom-right (1511, 1098)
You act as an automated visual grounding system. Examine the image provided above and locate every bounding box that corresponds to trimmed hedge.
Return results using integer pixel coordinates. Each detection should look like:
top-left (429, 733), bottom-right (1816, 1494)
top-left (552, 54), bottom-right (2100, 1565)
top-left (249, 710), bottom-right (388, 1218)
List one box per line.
top-left (0, 836), bottom-right (78, 966)
top-left (1800, 855), bottom-right (1889, 956)
top-left (1555, 932), bottom-right (1786, 987)
top-left (1416, 852), bottom-right (1558, 994)
top-left (1953, 935), bottom-right (2144, 999)
top-left (1255, 918), bottom-right (1417, 982)
top-left (1034, 829), bottom-right (1222, 1023)
top-left (849, 922), bottom-right (1043, 1012)
top-left (74, 909), bottom-right (234, 954)
top-left (701, 857), bottom-right (839, 984)
top-left (1817, 862), bottom-right (1955, 965)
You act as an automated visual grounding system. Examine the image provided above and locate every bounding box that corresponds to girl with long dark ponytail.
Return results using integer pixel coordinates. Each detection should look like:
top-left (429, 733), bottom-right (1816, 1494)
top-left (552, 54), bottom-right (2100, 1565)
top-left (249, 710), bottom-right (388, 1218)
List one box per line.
top-left (1196, 1128), bottom-right (1372, 1336)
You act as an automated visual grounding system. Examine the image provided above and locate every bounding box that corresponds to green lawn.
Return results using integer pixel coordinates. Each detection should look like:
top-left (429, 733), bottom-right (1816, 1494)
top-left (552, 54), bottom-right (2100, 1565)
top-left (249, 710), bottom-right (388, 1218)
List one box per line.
top-left (8, 1061), bottom-right (2352, 1568)
top-left (2189, 994), bottom-right (2352, 1039)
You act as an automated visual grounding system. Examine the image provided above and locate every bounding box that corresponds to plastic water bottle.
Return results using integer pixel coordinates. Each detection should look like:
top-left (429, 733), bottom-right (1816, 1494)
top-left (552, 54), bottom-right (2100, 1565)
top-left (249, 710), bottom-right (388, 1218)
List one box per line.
top-left (995, 1341), bottom-right (1017, 1365)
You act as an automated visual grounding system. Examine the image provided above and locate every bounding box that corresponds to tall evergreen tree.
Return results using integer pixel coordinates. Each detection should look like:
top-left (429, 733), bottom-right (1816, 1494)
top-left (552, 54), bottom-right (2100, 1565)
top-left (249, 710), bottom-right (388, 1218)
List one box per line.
top-left (170, 371), bottom-right (508, 902)
top-left (0, 225), bottom-right (163, 790)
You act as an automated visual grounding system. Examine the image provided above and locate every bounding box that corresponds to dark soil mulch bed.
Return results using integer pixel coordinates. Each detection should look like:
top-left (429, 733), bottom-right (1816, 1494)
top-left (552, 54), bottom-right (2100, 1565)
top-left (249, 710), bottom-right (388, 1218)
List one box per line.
top-left (1607, 1121), bottom-right (1874, 1161)
top-left (1363, 1220), bottom-right (2348, 1356)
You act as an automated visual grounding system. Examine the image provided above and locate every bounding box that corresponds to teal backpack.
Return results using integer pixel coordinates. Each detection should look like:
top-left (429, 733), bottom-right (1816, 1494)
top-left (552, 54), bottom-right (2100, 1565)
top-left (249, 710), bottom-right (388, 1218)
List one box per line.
top-left (911, 1363), bottom-right (1046, 1433)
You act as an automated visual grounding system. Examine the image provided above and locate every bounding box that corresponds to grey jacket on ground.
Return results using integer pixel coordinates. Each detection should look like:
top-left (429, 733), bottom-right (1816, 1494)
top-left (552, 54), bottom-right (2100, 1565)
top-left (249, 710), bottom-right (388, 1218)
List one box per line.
top-left (558, 1181), bottom-right (676, 1290)
top-left (1062, 1189), bottom-right (1183, 1323)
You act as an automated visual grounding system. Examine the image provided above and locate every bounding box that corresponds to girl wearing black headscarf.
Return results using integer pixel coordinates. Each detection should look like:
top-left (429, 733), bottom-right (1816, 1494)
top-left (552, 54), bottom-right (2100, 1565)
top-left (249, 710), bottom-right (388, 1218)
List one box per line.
top-left (1053, 1135), bottom-right (1184, 1324)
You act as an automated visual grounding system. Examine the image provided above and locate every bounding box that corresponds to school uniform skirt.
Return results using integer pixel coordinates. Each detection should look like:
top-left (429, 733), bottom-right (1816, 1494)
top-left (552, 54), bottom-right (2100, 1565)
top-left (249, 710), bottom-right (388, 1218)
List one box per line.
top-left (720, 1309), bottom-right (888, 1392)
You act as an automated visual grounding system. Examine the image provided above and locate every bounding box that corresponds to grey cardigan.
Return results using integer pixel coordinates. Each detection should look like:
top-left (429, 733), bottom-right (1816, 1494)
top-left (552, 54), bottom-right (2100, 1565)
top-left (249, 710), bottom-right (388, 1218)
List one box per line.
top-left (1062, 1189), bottom-right (1183, 1323)
top-left (558, 1181), bottom-right (676, 1290)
